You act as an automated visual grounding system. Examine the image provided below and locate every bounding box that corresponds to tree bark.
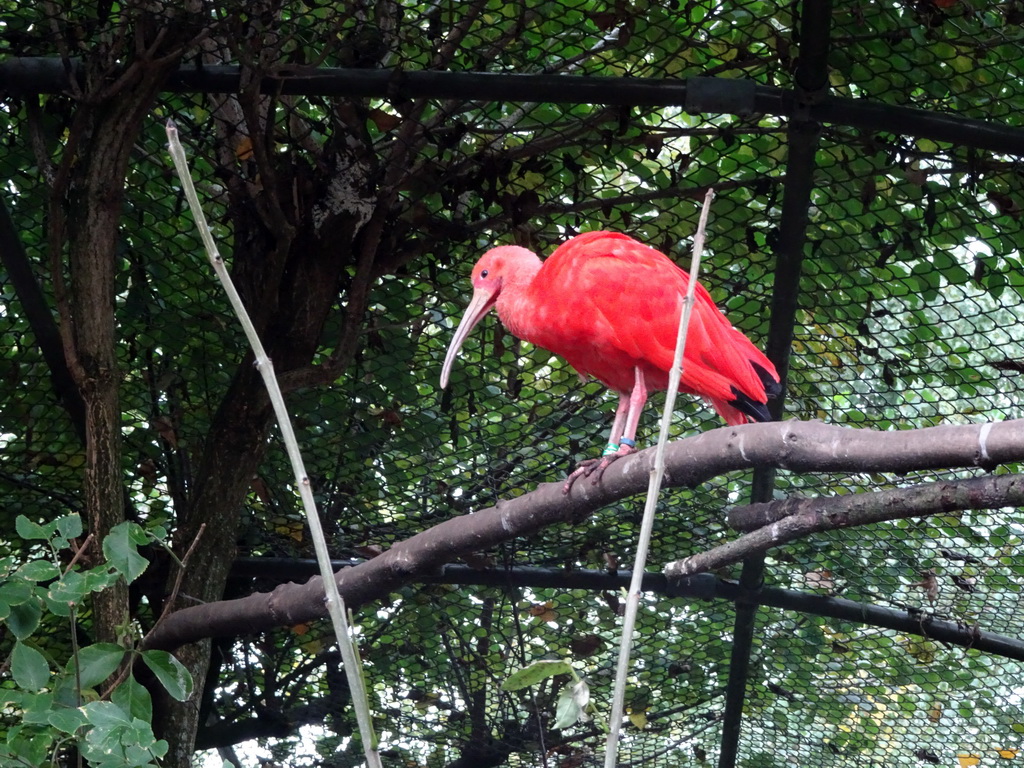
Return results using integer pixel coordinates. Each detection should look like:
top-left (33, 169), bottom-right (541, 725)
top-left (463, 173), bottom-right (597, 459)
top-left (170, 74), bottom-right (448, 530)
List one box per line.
top-left (665, 472), bottom-right (1024, 577)
top-left (34, 7), bottom-right (210, 761)
top-left (51, 11), bottom-right (197, 647)
top-left (143, 418), bottom-right (1024, 651)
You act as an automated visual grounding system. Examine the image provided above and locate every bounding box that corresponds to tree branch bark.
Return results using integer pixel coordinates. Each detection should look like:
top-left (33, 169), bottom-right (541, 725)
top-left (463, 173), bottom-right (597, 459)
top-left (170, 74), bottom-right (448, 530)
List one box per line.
top-left (143, 418), bottom-right (1024, 651)
top-left (51, 8), bottom-right (202, 648)
top-left (664, 472), bottom-right (1024, 578)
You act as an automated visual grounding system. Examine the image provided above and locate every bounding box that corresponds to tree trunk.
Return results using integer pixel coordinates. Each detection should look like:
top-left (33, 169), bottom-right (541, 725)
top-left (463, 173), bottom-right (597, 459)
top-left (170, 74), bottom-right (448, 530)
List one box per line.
top-left (42, 0), bottom-right (204, 734)
top-left (57, 56), bottom-right (191, 645)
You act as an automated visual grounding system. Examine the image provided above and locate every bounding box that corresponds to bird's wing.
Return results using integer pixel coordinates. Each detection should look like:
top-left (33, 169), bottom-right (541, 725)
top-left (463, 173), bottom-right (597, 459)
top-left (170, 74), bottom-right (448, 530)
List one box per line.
top-left (532, 233), bottom-right (776, 415)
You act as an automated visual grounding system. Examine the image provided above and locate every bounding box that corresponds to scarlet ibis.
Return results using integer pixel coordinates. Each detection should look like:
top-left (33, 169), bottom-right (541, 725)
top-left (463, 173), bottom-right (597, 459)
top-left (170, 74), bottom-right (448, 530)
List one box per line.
top-left (440, 231), bottom-right (780, 489)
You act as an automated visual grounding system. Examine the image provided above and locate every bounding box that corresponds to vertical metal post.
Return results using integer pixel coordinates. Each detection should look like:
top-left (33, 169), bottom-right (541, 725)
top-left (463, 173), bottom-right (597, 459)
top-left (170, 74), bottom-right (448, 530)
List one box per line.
top-left (716, 2), bottom-right (833, 766)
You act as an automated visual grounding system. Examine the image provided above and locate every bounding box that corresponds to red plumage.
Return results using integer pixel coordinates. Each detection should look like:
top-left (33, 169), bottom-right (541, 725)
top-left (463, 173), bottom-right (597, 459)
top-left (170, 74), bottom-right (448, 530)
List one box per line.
top-left (441, 231), bottom-right (780, 487)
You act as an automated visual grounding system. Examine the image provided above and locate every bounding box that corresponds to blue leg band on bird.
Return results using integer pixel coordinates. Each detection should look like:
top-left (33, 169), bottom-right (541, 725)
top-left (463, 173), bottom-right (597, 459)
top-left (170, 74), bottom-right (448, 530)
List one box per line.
top-left (603, 443), bottom-right (620, 456)
top-left (619, 437), bottom-right (636, 448)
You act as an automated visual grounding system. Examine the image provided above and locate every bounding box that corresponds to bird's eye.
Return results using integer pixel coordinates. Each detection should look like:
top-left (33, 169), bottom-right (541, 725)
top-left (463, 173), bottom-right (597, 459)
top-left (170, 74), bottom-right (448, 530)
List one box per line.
top-left (480, 269), bottom-right (489, 278)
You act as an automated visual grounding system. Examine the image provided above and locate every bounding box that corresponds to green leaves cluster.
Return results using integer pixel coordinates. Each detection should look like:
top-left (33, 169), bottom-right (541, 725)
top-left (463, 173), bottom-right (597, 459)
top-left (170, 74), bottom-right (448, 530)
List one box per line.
top-left (4, 0), bottom-right (1024, 765)
top-left (0, 515), bottom-right (192, 768)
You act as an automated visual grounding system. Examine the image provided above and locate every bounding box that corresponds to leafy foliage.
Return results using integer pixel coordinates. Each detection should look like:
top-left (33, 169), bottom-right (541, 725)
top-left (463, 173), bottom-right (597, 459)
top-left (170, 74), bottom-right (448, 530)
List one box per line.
top-left (0, 516), bottom-right (191, 767)
top-left (0, 0), bottom-right (1023, 766)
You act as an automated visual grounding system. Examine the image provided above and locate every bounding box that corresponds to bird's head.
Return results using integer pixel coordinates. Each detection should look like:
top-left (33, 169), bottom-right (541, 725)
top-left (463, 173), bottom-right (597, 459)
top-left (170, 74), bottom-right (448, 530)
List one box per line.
top-left (440, 245), bottom-right (539, 389)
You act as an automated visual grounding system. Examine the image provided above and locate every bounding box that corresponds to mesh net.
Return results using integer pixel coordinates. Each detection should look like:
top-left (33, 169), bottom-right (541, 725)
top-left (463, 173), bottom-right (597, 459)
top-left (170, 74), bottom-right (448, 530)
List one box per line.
top-left (1, 1), bottom-right (1023, 767)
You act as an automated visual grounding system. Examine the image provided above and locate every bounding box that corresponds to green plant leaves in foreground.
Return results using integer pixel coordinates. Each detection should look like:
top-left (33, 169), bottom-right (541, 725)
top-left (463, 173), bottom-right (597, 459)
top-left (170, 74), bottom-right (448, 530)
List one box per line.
top-left (0, 515), bottom-right (191, 767)
top-left (140, 650), bottom-right (194, 702)
top-left (11, 641), bottom-right (50, 692)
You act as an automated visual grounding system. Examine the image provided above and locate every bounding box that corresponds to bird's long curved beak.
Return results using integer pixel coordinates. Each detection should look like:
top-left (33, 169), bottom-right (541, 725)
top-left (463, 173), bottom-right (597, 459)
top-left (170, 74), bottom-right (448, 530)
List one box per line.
top-left (440, 287), bottom-right (499, 389)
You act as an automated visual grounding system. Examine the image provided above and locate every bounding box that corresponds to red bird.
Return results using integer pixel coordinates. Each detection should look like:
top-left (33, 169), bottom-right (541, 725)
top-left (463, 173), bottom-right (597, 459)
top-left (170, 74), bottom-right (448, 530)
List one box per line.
top-left (440, 231), bottom-right (780, 488)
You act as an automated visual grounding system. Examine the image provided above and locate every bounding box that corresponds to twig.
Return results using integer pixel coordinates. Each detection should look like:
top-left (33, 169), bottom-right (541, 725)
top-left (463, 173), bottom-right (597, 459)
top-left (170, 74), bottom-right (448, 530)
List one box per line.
top-left (146, 523), bottom-right (206, 637)
top-left (165, 120), bottom-right (381, 767)
top-left (62, 533), bottom-right (95, 574)
top-left (604, 188), bottom-right (715, 767)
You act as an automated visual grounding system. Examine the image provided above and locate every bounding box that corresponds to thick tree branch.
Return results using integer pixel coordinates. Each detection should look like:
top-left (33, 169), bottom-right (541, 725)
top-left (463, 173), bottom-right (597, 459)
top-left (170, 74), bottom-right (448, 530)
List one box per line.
top-left (0, 195), bottom-right (86, 443)
top-left (195, 704), bottom-right (322, 750)
top-left (143, 419), bottom-right (1024, 651)
top-left (665, 472), bottom-right (1024, 578)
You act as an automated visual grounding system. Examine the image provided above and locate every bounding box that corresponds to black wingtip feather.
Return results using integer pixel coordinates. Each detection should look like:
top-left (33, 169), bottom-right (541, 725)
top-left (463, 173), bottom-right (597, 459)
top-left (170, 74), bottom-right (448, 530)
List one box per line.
top-left (728, 390), bottom-right (773, 422)
top-left (728, 362), bottom-right (782, 423)
top-left (753, 362), bottom-right (783, 399)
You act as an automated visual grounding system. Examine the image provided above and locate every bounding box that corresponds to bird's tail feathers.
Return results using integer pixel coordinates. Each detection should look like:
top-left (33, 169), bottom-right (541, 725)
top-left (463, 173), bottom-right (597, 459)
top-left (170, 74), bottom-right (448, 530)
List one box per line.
top-left (708, 396), bottom-right (762, 426)
top-left (723, 388), bottom-right (773, 423)
top-left (718, 363), bottom-right (780, 424)
top-left (752, 361), bottom-right (782, 400)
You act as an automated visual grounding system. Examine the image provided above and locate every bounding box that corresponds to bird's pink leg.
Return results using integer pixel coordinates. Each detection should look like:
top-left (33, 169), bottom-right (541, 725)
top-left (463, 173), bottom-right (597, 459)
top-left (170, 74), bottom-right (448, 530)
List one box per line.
top-left (563, 368), bottom-right (647, 494)
top-left (603, 393), bottom-right (630, 452)
top-left (618, 367), bottom-right (648, 450)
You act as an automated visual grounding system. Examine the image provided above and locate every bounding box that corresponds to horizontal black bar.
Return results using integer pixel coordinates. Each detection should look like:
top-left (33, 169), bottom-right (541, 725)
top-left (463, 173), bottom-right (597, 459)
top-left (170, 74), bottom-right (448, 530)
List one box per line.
top-left (719, 579), bottom-right (1024, 662)
top-left (230, 558), bottom-right (1024, 661)
top-left (3, 59), bottom-right (1024, 155)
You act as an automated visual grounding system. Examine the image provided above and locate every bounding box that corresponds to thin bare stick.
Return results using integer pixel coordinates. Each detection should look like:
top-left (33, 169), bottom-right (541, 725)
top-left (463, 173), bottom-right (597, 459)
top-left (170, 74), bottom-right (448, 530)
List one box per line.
top-left (62, 533), bottom-right (95, 574)
top-left (165, 120), bottom-right (381, 767)
top-left (147, 523), bottom-right (206, 636)
top-left (603, 189), bottom-right (715, 767)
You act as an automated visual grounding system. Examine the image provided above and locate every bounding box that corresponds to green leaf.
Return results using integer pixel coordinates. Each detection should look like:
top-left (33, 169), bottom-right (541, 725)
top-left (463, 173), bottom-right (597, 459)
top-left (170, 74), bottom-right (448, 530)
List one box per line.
top-left (73, 643), bottom-right (127, 689)
top-left (112, 675), bottom-right (153, 722)
top-left (501, 659), bottom-right (574, 691)
top-left (140, 650), bottom-right (193, 701)
top-left (82, 699), bottom-right (132, 728)
top-left (80, 699), bottom-right (168, 767)
top-left (20, 692), bottom-right (56, 725)
top-left (54, 514), bottom-right (84, 546)
top-left (48, 706), bottom-right (88, 735)
top-left (102, 522), bottom-right (149, 583)
top-left (3, 724), bottom-right (51, 767)
top-left (0, 556), bottom-right (16, 579)
top-left (0, 688), bottom-right (26, 709)
top-left (151, 738), bottom-right (170, 759)
top-left (11, 641), bottom-right (50, 692)
top-left (0, 578), bottom-right (35, 608)
top-left (52, 669), bottom-right (85, 709)
top-left (44, 569), bottom-right (93, 615)
top-left (16, 560), bottom-right (60, 582)
top-left (15, 516), bottom-right (52, 540)
top-left (7, 598), bottom-right (42, 640)
top-left (82, 566), bottom-right (121, 594)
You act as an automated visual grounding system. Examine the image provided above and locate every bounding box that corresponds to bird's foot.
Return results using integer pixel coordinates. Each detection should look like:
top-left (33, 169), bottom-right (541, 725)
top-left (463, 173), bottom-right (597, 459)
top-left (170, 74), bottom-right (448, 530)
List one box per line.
top-left (562, 442), bottom-right (636, 494)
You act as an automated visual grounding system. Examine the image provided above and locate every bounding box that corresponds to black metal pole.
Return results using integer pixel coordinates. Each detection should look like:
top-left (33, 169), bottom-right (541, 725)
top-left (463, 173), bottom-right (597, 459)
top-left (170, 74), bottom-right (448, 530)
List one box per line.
top-left (3, 59), bottom-right (1024, 153)
top-left (715, 1), bottom-right (833, 766)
